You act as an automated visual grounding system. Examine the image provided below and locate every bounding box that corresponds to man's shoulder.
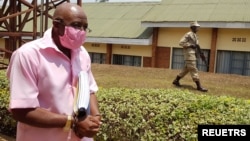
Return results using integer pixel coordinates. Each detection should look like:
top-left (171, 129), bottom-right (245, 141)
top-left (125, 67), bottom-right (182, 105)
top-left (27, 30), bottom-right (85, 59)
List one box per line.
top-left (18, 39), bottom-right (43, 50)
top-left (79, 46), bottom-right (90, 56)
top-left (13, 39), bottom-right (44, 57)
top-left (185, 31), bottom-right (193, 35)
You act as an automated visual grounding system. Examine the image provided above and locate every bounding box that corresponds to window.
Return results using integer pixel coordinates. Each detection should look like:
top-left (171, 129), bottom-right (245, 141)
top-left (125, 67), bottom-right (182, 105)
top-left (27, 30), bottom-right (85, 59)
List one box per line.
top-left (172, 48), bottom-right (209, 72)
top-left (172, 48), bottom-right (184, 69)
top-left (216, 51), bottom-right (250, 76)
top-left (113, 54), bottom-right (141, 67)
top-left (89, 53), bottom-right (106, 64)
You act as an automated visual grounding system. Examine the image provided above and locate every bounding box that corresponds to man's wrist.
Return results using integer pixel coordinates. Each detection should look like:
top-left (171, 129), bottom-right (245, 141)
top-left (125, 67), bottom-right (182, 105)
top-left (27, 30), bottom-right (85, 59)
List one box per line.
top-left (63, 115), bottom-right (73, 131)
top-left (94, 113), bottom-right (101, 116)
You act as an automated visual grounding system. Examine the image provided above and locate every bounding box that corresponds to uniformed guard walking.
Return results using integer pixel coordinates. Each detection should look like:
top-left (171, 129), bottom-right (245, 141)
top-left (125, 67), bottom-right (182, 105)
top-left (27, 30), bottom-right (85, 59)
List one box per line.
top-left (172, 21), bottom-right (208, 92)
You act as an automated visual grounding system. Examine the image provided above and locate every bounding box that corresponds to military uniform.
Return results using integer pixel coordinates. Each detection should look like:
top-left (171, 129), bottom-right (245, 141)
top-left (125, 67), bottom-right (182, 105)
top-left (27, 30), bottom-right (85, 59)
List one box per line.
top-left (178, 30), bottom-right (199, 81)
top-left (172, 21), bottom-right (208, 92)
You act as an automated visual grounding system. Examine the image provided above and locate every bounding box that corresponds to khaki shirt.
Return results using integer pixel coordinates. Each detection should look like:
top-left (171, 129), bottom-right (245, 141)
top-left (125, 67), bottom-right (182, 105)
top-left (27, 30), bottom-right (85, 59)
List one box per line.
top-left (179, 31), bottom-right (199, 60)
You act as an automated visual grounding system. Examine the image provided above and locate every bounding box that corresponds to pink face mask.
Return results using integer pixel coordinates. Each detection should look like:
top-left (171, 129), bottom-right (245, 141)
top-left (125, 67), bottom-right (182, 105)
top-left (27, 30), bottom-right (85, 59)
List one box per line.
top-left (59, 26), bottom-right (86, 50)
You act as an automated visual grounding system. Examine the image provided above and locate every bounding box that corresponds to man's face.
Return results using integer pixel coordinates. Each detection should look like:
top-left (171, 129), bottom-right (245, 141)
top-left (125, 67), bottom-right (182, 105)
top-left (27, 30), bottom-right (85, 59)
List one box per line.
top-left (191, 26), bottom-right (200, 33)
top-left (53, 5), bottom-right (89, 36)
top-left (62, 6), bottom-right (88, 32)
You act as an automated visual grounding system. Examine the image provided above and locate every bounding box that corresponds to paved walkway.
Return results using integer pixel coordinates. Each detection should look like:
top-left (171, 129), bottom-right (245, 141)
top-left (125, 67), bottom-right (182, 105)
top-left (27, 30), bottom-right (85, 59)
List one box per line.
top-left (0, 134), bottom-right (15, 141)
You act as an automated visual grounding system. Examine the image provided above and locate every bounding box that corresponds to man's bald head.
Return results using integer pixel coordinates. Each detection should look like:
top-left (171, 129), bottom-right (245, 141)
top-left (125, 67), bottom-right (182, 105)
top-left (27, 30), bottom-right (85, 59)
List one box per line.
top-left (53, 3), bottom-right (87, 25)
top-left (51, 3), bottom-right (89, 48)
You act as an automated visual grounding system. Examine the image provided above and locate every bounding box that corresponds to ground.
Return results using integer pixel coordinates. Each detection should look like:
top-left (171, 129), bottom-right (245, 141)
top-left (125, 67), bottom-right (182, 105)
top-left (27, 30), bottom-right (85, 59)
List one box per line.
top-left (1, 64), bottom-right (249, 140)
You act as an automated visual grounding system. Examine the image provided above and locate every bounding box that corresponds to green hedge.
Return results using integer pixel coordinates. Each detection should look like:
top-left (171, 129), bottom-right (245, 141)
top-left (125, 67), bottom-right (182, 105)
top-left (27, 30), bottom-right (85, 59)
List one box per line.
top-left (0, 70), bottom-right (250, 140)
top-left (0, 70), bottom-right (16, 137)
top-left (95, 88), bottom-right (250, 141)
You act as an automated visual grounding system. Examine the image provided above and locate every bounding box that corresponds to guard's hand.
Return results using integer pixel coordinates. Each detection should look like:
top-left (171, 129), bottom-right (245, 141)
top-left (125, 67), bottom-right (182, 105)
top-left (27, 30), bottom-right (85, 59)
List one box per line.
top-left (189, 45), bottom-right (197, 49)
top-left (73, 115), bottom-right (102, 139)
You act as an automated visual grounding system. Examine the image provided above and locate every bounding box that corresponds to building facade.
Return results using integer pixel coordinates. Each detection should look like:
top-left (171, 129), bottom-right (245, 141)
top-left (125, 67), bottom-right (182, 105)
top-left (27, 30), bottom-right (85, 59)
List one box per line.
top-left (1, 0), bottom-right (250, 76)
top-left (84, 0), bottom-right (250, 76)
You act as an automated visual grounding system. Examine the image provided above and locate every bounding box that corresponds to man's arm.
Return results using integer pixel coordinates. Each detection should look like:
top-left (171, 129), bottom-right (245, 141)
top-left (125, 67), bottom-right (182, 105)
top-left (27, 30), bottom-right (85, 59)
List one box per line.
top-left (179, 34), bottom-right (191, 47)
top-left (90, 93), bottom-right (100, 116)
top-left (73, 93), bottom-right (102, 138)
top-left (11, 108), bottom-right (67, 128)
top-left (12, 106), bottom-right (101, 139)
top-left (179, 33), bottom-right (196, 48)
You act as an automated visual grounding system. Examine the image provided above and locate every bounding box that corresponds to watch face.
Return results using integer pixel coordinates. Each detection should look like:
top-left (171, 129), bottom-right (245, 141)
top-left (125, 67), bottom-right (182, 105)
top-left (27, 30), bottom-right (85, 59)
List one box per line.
top-left (77, 107), bottom-right (87, 119)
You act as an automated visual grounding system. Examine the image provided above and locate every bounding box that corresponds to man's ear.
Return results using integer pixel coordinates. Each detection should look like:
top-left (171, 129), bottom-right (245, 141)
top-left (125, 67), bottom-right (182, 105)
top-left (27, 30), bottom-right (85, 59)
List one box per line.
top-left (53, 21), bottom-right (65, 36)
top-left (53, 20), bottom-right (60, 28)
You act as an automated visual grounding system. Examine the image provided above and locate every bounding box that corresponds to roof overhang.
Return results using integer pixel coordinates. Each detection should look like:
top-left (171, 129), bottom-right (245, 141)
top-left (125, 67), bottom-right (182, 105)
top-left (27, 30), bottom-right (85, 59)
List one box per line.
top-left (3, 36), bottom-right (152, 46)
top-left (141, 22), bottom-right (250, 29)
top-left (86, 36), bottom-right (152, 45)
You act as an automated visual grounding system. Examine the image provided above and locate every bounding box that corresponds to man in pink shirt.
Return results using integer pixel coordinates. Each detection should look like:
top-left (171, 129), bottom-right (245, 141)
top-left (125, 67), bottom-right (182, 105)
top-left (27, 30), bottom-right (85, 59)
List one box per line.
top-left (7, 3), bottom-right (102, 141)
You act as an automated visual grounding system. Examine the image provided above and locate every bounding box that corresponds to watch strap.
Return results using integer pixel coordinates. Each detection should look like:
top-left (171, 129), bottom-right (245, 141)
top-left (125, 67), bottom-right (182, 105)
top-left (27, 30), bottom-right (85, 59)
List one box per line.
top-left (63, 115), bottom-right (72, 131)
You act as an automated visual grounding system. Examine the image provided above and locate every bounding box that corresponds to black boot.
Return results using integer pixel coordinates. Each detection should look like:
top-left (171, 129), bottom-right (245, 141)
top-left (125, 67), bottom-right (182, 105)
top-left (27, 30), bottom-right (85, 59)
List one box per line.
top-left (195, 81), bottom-right (208, 92)
top-left (173, 76), bottom-right (181, 87)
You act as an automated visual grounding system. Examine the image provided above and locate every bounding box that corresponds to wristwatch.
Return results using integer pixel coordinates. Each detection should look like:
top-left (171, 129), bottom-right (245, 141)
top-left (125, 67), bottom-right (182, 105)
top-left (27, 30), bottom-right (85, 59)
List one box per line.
top-left (63, 115), bottom-right (73, 131)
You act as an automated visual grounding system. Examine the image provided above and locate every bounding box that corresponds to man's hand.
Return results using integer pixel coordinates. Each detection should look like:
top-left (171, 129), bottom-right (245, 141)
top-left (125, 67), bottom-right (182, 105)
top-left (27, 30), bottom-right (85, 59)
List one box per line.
top-left (73, 115), bottom-right (102, 139)
top-left (189, 45), bottom-right (197, 49)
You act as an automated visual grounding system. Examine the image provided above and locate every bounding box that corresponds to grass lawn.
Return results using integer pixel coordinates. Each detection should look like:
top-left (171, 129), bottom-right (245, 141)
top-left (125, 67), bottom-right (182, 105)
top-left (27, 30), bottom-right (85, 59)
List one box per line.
top-left (1, 63), bottom-right (249, 140)
top-left (92, 64), bottom-right (250, 100)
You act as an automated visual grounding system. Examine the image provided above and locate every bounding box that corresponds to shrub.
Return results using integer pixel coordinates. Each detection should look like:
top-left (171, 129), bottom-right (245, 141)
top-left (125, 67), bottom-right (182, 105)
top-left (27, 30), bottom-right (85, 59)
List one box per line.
top-left (0, 70), bottom-right (16, 137)
top-left (1, 69), bottom-right (249, 140)
top-left (95, 88), bottom-right (250, 141)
